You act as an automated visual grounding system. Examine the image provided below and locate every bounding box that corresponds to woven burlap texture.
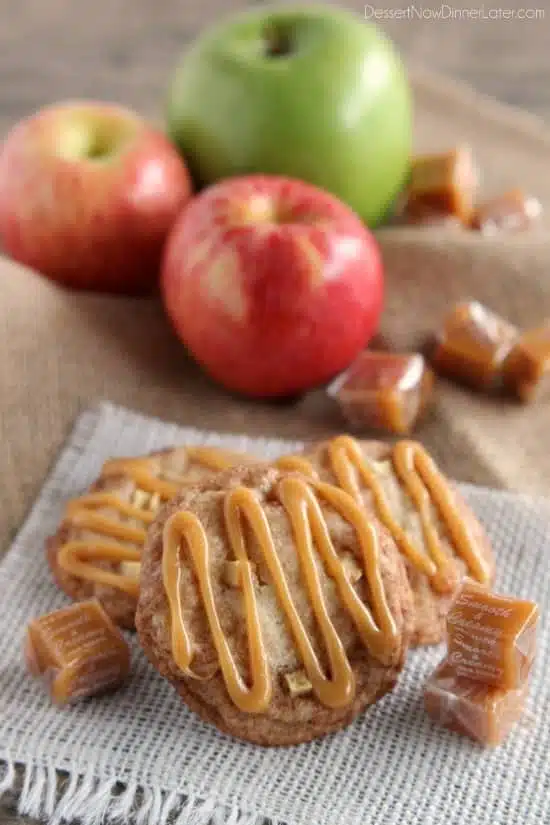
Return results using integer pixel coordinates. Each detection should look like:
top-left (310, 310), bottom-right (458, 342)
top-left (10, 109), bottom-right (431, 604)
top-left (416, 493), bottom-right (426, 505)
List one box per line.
top-left (1, 402), bottom-right (549, 825)
top-left (1, 68), bottom-right (550, 554)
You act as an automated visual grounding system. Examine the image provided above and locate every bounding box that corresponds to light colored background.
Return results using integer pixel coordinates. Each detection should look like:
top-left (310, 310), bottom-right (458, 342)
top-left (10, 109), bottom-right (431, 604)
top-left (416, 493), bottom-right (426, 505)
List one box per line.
top-left (2, 0), bottom-right (550, 821)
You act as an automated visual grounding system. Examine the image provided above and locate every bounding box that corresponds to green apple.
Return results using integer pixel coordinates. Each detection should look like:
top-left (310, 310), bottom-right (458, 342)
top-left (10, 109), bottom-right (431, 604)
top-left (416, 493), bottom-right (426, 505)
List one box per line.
top-left (167, 5), bottom-right (411, 227)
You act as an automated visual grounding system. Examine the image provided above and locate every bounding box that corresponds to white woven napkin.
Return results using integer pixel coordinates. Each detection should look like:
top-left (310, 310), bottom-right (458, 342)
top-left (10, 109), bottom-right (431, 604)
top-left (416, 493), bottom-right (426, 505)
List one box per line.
top-left (1, 402), bottom-right (549, 825)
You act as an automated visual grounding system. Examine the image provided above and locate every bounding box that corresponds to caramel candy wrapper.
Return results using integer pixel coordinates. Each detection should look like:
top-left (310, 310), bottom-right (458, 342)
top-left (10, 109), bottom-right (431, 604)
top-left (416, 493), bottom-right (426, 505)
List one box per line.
top-left (470, 189), bottom-right (542, 235)
top-left (431, 301), bottom-right (518, 390)
top-left (404, 147), bottom-right (478, 223)
top-left (424, 659), bottom-right (528, 747)
top-left (447, 581), bottom-right (538, 690)
top-left (25, 599), bottom-right (130, 705)
top-left (327, 351), bottom-right (434, 435)
top-left (503, 324), bottom-right (550, 402)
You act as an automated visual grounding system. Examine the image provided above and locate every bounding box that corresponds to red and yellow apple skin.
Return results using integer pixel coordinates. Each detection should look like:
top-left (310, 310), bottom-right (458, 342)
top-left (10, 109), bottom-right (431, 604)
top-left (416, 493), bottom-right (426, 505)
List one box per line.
top-left (0, 102), bottom-right (192, 293)
top-left (161, 175), bottom-right (383, 397)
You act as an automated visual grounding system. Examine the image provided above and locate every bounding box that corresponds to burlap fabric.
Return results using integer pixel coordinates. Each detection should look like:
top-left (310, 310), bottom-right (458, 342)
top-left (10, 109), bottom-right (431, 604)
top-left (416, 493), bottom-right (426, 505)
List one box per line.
top-left (2, 68), bottom-right (550, 554)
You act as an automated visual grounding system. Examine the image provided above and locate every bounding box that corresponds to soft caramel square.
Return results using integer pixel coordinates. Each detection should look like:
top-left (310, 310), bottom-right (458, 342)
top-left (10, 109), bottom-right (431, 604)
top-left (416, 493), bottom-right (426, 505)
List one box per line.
top-left (470, 189), bottom-right (542, 235)
top-left (424, 659), bottom-right (528, 747)
top-left (447, 581), bottom-right (538, 690)
top-left (431, 301), bottom-right (518, 390)
top-left (405, 147), bottom-right (478, 223)
top-left (503, 324), bottom-right (550, 402)
top-left (25, 600), bottom-right (131, 705)
top-left (328, 351), bottom-right (434, 435)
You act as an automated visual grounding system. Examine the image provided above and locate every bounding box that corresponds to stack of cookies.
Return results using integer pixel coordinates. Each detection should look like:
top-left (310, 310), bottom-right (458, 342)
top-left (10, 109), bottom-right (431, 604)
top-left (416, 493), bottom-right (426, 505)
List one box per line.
top-left (28, 433), bottom-right (508, 747)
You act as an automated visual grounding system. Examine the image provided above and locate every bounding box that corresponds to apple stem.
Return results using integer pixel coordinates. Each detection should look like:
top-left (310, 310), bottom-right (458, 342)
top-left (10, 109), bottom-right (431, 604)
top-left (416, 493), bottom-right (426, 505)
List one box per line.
top-left (264, 25), bottom-right (292, 57)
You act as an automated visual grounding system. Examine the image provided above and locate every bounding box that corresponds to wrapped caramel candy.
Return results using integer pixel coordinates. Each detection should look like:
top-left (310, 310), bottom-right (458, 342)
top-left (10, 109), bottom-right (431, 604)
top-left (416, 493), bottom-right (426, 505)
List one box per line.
top-left (503, 324), bottom-right (550, 402)
top-left (447, 580), bottom-right (538, 690)
top-left (327, 351), bottom-right (434, 435)
top-left (25, 600), bottom-right (131, 705)
top-left (424, 659), bottom-right (528, 747)
top-left (404, 147), bottom-right (478, 223)
top-left (470, 189), bottom-right (542, 235)
top-left (431, 301), bottom-right (518, 390)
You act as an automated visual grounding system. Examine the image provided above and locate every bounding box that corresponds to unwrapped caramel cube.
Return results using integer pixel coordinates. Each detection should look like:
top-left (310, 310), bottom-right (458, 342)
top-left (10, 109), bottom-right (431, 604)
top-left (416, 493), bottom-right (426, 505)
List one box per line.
top-left (431, 301), bottom-right (518, 390)
top-left (424, 659), bottom-right (528, 747)
top-left (447, 581), bottom-right (538, 690)
top-left (327, 351), bottom-right (434, 435)
top-left (470, 189), bottom-right (542, 235)
top-left (25, 600), bottom-right (131, 705)
top-left (404, 147), bottom-right (478, 223)
top-left (503, 324), bottom-right (550, 402)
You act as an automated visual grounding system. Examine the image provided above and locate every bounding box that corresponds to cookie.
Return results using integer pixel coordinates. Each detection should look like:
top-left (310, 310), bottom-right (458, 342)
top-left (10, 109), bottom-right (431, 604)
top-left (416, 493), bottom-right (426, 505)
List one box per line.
top-left (47, 445), bottom-right (253, 629)
top-left (276, 436), bottom-right (495, 646)
top-left (136, 464), bottom-right (413, 746)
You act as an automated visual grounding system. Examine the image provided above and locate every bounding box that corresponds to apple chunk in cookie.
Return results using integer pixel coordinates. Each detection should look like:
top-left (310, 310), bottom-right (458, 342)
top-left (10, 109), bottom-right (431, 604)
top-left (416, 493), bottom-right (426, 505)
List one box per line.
top-left (275, 436), bottom-right (495, 646)
top-left (136, 465), bottom-right (413, 746)
top-left (47, 446), bottom-right (254, 629)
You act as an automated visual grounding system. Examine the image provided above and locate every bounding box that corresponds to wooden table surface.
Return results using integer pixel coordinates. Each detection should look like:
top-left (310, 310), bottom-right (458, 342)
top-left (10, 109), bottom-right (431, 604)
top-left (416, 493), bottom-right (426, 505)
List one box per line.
top-left (1, 0), bottom-right (549, 822)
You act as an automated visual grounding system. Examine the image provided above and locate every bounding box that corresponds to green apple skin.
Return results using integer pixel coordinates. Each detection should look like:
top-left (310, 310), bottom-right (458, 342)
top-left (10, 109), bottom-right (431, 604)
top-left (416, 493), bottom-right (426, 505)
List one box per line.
top-left (167, 5), bottom-right (411, 227)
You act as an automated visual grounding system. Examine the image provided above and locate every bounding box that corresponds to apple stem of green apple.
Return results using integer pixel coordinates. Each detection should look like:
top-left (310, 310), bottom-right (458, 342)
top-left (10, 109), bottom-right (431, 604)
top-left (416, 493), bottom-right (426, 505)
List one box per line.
top-left (263, 24), bottom-right (292, 58)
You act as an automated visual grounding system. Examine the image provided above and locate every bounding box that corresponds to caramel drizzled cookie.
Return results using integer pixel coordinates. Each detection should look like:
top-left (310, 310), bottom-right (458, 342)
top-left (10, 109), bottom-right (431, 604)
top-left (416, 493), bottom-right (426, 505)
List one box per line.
top-left (276, 436), bottom-right (495, 646)
top-left (136, 465), bottom-right (413, 746)
top-left (47, 446), bottom-right (253, 628)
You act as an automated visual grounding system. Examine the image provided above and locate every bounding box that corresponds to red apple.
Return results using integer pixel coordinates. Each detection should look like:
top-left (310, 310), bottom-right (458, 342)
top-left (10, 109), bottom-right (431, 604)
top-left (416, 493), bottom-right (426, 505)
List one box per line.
top-left (161, 175), bottom-right (383, 397)
top-left (0, 102), bottom-right (192, 293)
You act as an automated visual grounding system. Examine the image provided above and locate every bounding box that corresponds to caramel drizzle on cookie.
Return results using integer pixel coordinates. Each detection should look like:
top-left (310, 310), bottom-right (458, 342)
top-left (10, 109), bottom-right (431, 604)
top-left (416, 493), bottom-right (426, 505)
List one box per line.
top-left (163, 476), bottom-right (399, 714)
top-left (280, 436), bottom-right (491, 592)
top-left (57, 448), bottom-right (246, 596)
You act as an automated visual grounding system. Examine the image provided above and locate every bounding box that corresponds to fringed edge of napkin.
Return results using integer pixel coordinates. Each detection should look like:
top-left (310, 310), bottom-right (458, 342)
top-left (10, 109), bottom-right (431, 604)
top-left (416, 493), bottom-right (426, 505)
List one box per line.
top-left (0, 757), bottom-right (276, 825)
